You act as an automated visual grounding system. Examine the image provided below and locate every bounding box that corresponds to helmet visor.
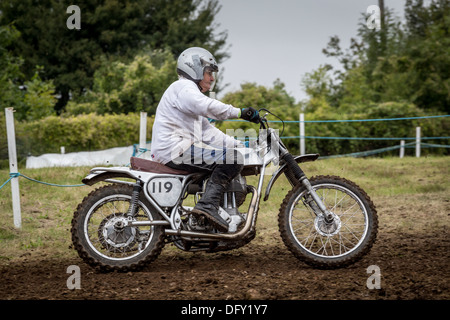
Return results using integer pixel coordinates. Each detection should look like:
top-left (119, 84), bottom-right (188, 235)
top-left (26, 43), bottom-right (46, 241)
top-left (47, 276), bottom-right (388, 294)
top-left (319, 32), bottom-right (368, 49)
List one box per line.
top-left (203, 66), bottom-right (218, 92)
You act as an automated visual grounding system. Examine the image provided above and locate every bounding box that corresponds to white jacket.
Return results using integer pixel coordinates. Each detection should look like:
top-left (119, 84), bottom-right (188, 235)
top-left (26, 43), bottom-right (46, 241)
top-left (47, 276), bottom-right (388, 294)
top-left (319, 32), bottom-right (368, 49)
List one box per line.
top-left (150, 79), bottom-right (241, 164)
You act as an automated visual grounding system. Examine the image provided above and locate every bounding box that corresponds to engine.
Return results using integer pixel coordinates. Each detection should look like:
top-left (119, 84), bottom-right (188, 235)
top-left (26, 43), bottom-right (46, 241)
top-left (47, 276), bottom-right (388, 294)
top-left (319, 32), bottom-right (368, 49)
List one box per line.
top-left (188, 174), bottom-right (248, 233)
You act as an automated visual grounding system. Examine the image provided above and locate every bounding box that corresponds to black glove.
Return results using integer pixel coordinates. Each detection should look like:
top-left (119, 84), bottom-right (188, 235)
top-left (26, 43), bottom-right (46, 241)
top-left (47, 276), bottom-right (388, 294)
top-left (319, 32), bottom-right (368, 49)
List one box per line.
top-left (240, 107), bottom-right (260, 123)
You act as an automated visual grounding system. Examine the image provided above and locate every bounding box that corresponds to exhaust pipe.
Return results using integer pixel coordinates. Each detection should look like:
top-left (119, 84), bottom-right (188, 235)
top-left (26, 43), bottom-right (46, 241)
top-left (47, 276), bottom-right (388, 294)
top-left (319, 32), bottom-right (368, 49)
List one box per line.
top-left (164, 185), bottom-right (259, 240)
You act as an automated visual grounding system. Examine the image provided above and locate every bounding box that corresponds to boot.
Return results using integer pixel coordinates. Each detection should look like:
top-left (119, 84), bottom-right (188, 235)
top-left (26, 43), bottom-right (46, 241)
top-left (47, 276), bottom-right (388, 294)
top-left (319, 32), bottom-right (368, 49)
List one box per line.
top-left (191, 163), bottom-right (243, 232)
top-left (191, 180), bottom-right (228, 232)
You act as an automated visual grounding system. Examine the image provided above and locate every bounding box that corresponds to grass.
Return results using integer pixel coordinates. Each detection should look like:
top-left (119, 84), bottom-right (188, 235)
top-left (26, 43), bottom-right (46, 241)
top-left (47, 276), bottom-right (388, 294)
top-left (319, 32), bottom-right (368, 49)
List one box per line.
top-left (0, 156), bottom-right (448, 263)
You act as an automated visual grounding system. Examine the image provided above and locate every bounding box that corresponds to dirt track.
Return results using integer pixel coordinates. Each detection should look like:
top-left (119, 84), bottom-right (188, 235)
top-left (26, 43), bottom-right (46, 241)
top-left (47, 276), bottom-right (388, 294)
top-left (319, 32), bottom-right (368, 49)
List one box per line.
top-left (1, 187), bottom-right (449, 303)
top-left (1, 229), bottom-right (448, 301)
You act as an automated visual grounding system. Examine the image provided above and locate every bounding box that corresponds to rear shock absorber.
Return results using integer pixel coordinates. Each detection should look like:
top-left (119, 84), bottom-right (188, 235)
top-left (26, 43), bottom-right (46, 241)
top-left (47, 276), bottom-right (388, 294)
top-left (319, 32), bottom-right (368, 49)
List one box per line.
top-left (127, 182), bottom-right (142, 218)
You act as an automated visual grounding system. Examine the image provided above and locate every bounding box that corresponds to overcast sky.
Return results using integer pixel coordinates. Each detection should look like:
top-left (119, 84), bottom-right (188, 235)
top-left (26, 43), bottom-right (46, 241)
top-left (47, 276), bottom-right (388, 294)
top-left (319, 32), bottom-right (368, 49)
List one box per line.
top-left (214, 0), bottom-right (406, 102)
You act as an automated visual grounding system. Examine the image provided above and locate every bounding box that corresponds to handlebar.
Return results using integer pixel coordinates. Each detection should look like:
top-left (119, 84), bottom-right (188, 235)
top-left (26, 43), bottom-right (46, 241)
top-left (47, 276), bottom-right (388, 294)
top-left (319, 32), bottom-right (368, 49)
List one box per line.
top-left (257, 108), bottom-right (283, 132)
top-left (256, 108), bottom-right (267, 129)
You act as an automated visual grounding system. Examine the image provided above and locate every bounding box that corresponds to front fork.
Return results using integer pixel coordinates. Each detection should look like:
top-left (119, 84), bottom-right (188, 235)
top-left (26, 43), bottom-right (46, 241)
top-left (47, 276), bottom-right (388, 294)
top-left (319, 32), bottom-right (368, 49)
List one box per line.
top-left (301, 179), bottom-right (334, 222)
top-left (282, 153), bottom-right (334, 222)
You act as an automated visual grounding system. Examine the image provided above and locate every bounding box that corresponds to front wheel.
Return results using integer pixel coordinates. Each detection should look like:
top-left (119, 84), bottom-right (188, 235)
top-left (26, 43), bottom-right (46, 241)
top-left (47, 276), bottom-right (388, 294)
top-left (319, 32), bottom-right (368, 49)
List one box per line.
top-left (278, 175), bottom-right (378, 269)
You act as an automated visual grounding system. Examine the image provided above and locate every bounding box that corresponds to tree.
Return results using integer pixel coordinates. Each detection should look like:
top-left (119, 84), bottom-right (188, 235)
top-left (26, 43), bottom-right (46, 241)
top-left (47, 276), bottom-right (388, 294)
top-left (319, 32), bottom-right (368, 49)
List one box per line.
top-left (401, 0), bottom-right (450, 112)
top-left (65, 48), bottom-right (177, 115)
top-left (0, 0), bottom-right (228, 113)
top-left (300, 65), bottom-right (334, 111)
top-left (315, 0), bottom-right (449, 113)
top-left (221, 80), bottom-right (297, 119)
top-left (0, 25), bottom-right (56, 121)
top-left (0, 25), bottom-right (23, 110)
top-left (217, 80), bottom-right (302, 153)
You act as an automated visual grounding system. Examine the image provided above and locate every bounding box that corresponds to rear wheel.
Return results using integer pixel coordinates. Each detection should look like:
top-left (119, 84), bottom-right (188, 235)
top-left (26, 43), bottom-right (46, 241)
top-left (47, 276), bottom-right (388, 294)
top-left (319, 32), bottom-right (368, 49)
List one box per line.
top-left (71, 184), bottom-right (165, 272)
top-left (279, 175), bottom-right (377, 269)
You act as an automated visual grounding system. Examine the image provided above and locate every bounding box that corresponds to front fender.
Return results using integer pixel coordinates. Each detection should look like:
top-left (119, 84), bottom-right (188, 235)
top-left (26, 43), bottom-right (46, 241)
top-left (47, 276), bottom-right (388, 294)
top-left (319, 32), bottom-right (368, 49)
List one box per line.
top-left (263, 153), bottom-right (319, 201)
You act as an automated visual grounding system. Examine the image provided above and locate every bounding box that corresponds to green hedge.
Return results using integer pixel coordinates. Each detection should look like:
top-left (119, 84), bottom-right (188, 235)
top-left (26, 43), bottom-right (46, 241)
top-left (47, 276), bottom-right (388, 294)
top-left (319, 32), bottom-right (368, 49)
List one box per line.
top-left (300, 102), bottom-right (449, 157)
top-left (215, 101), bottom-right (449, 157)
top-left (1, 104), bottom-right (448, 169)
top-left (0, 113), bottom-right (155, 168)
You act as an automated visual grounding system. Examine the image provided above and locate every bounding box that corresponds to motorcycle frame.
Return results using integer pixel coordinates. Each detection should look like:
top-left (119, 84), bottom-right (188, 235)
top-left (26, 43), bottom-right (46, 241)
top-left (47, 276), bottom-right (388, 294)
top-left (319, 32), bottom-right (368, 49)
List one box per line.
top-left (82, 124), bottom-right (328, 242)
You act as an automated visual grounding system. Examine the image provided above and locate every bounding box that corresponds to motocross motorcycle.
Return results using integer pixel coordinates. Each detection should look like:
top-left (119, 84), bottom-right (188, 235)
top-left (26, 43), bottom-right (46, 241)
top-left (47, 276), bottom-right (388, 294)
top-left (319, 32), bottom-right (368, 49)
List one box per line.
top-left (71, 109), bottom-right (378, 271)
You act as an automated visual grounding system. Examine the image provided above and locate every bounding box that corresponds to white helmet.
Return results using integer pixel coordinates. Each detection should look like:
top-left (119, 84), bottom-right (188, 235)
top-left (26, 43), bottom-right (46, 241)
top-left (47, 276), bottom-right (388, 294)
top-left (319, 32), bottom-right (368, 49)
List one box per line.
top-left (177, 47), bottom-right (219, 83)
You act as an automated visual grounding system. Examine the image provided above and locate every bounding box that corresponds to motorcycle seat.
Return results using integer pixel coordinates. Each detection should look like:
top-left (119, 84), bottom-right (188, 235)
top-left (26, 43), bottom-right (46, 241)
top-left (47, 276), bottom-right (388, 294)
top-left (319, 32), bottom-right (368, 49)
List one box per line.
top-left (130, 157), bottom-right (190, 175)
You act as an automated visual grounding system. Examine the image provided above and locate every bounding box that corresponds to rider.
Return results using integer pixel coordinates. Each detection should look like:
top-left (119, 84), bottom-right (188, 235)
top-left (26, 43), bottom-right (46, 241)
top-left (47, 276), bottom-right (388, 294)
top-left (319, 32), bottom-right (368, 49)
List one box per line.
top-left (150, 47), bottom-right (260, 232)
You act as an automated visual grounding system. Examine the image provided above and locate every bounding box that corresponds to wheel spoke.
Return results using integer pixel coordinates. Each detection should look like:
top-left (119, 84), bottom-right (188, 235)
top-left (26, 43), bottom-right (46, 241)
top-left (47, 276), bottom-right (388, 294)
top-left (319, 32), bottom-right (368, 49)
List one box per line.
top-left (289, 181), bottom-right (370, 259)
top-left (85, 197), bottom-right (154, 261)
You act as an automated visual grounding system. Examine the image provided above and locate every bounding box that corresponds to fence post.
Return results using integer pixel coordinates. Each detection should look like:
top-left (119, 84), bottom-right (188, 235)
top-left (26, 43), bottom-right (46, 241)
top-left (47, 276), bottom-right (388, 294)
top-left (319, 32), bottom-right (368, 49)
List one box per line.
top-left (139, 112), bottom-right (147, 152)
top-left (416, 127), bottom-right (421, 158)
top-left (299, 113), bottom-right (305, 155)
top-left (399, 140), bottom-right (405, 158)
top-left (5, 108), bottom-right (22, 229)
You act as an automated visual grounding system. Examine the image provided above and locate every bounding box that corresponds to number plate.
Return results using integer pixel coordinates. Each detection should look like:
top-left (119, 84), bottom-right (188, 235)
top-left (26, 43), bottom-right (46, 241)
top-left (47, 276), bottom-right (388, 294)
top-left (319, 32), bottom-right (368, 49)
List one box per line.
top-left (147, 177), bottom-right (183, 207)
